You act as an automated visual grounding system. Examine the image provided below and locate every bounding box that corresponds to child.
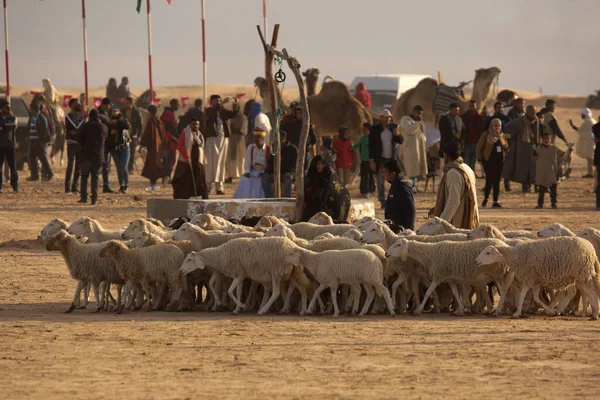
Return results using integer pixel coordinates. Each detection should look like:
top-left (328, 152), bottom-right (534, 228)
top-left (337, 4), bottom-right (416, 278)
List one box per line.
top-left (233, 127), bottom-right (269, 199)
top-left (534, 133), bottom-right (565, 209)
top-left (320, 136), bottom-right (337, 172)
top-left (332, 126), bottom-right (353, 186)
top-left (352, 122), bottom-right (374, 197)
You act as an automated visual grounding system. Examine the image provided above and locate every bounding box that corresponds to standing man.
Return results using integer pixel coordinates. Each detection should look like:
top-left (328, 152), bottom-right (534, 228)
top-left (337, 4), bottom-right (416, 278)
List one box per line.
top-left (460, 100), bottom-right (485, 171)
top-left (382, 160), bottom-right (415, 231)
top-left (543, 99), bottom-right (568, 145)
top-left (139, 105), bottom-right (165, 191)
top-left (78, 109), bottom-right (108, 205)
top-left (438, 103), bottom-right (465, 158)
top-left (182, 99), bottom-right (206, 134)
top-left (64, 98), bottom-right (84, 193)
top-left (281, 106), bottom-right (317, 166)
top-left (226, 99), bottom-right (248, 184)
top-left (430, 142), bottom-right (479, 229)
top-left (161, 98), bottom-right (180, 184)
top-left (98, 98), bottom-right (115, 193)
top-left (507, 98), bottom-right (525, 121)
top-left (399, 105), bottom-right (428, 191)
top-left (27, 103), bottom-right (54, 182)
top-left (204, 94), bottom-right (238, 195)
top-left (503, 105), bottom-right (541, 193)
top-left (592, 122), bottom-right (600, 210)
top-left (106, 109), bottom-right (131, 194)
top-left (123, 97), bottom-right (142, 174)
top-left (485, 102), bottom-right (510, 130)
top-left (117, 77), bottom-right (130, 101)
top-left (0, 100), bottom-right (18, 192)
top-left (369, 109), bottom-right (403, 208)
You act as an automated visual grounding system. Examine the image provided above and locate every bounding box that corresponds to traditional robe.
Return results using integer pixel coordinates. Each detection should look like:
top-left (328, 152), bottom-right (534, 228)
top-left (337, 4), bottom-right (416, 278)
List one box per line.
top-left (575, 115), bottom-right (597, 160)
top-left (433, 158), bottom-right (479, 229)
top-left (399, 115), bottom-right (428, 178)
top-left (172, 126), bottom-right (207, 199)
top-left (536, 144), bottom-right (565, 188)
top-left (227, 113), bottom-right (248, 179)
top-left (503, 116), bottom-right (540, 185)
top-left (139, 116), bottom-right (165, 181)
top-left (233, 143), bottom-right (269, 199)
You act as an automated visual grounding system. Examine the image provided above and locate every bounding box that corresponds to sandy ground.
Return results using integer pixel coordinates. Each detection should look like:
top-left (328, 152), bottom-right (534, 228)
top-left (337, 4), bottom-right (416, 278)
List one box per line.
top-left (1, 103), bottom-right (600, 398)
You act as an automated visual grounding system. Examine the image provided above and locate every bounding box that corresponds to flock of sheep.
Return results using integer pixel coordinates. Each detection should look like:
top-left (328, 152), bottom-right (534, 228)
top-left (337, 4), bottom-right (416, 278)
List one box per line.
top-left (39, 212), bottom-right (600, 319)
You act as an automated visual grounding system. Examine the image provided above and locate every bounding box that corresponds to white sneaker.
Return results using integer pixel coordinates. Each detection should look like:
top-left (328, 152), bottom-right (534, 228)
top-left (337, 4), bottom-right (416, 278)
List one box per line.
top-left (145, 186), bottom-right (155, 191)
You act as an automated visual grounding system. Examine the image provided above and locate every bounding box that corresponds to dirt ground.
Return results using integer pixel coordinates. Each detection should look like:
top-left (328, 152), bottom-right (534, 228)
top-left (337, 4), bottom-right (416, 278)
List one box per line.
top-left (1, 105), bottom-right (600, 398)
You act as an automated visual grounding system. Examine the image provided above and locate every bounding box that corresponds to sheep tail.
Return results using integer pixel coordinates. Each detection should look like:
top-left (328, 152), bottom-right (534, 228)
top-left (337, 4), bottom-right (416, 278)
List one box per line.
top-left (293, 265), bottom-right (311, 288)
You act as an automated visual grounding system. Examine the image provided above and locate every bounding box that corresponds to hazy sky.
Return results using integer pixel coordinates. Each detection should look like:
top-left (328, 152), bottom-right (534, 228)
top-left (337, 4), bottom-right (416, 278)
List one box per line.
top-left (4, 0), bottom-right (599, 95)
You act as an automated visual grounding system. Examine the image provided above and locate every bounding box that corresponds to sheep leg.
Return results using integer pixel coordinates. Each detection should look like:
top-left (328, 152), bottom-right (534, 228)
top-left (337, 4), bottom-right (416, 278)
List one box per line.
top-left (512, 285), bottom-right (531, 318)
top-left (91, 282), bottom-right (102, 312)
top-left (391, 274), bottom-right (409, 309)
top-left (532, 285), bottom-right (557, 316)
top-left (555, 287), bottom-right (577, 315)
top-left (493, 278), bottom-right (509, 317)
top-left (449, 283), bottom-right (465, 316)
top-left (77, 281), bottom-right (90, 309)
top-left (348, 284), bottom-right (361, 315)
top-left (307, 283), bottom-right (328, 315)
top-left (414, 280), bottom-right (439, 316)
top-left (375, 283), bottom-right (396, 316)
top-left (359, 284), bottom-right (375, 317)
top-left (477, 284), bottom-right (494, 314)
top-left (245, 281), bottom-right (258, 311)
top-left (66, 280), bottom-right (86, 313)
top-left (228, 277), bottom-right (246, 314)
top-left (289, 279), bottom-right (308, 315)
top-left (576, 283), bottom-right (599, 320)
top-left (134, 283), bottom-right (145, 310)
top-left (208, 273), bottom-right (222, 311)
top-left (258, 276), bottom-right (282, 316)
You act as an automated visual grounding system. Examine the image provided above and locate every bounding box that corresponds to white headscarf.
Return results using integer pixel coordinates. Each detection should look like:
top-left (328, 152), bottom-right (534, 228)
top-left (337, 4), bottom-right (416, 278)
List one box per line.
top-left (582, 108), bottom-right (593, 119)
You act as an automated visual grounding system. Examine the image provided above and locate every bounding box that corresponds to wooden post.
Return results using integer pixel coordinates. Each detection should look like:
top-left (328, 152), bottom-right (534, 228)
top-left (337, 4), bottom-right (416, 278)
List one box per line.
top-left (437, 71), bottom-right (444, 84)
top-left (267, 47), bottom-right (310, 221)
top-left (257, 24), bottom-right (281, 198)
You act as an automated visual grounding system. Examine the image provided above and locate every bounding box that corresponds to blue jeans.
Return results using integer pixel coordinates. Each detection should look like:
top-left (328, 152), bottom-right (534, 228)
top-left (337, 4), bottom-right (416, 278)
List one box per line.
top-left (112, 146), bottom-right (130, 187)
top-left (463, 143), bottom-right (477, 171)
top-left (0, 146), bottom-right (18, 189)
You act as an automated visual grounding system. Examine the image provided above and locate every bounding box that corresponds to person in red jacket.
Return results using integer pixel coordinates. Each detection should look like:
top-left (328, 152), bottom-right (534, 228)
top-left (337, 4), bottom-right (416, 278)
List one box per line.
top-left (332, 126), bottom-right (354, 186)
top-left (160, 98), bottom-right (180, 184)
top-left (354, 82), bottom-right (372, 110)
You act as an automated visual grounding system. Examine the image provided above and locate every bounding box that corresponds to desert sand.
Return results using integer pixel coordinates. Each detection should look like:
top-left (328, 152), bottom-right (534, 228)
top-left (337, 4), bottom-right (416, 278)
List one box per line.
top-left (1, 87), bottom-right (599, 398)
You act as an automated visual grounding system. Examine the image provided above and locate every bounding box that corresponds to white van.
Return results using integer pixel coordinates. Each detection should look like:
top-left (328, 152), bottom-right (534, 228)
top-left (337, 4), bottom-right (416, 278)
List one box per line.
top-left (349, 74), bottom-right (431, 112)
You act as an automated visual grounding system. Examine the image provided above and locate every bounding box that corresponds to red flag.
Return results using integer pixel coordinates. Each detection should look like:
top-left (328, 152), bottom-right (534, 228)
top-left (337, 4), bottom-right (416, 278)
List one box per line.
top-left (62, 95), bottom-right (73, 108)
top-left (236, 93), bottom-right (246, 99)
top-left (181, 97), bottom-right (189, 108)
top-left (29, 90), bottom-right (42, 96)
top-left (93, 97), bottom-right (102, 108)
top-left (152, 98), bottom-right (161, 106)
top-left (167, 0), bottom-right (172, 3)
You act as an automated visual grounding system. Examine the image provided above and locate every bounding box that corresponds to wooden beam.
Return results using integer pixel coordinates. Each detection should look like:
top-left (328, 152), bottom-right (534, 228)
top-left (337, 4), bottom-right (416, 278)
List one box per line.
top-left (267, 46), bottom-right (310, 221)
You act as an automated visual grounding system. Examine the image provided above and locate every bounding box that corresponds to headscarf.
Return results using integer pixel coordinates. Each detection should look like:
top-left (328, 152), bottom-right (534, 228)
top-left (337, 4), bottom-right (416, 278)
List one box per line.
top-left (487, 118), bottom-right (502, 144)
top-left (250, 101), bottom-right (262, 125)
top-left (306, 155), bottom-right (331, 186)
top-left (582, 107), bottom-right (593, 120)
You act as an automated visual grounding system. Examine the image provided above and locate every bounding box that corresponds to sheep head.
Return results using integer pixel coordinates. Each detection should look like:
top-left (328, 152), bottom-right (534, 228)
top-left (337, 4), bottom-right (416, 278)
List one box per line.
top-left (468, 224), bottom-right (495, 240)
top-left (416, 217), bottom-right (445, 235)
top-left (41, 218), bottom-right (68, 239)
top-left (307, 212), bottom-right (333, 225)
top-left (67, 216), bottom-right (94, 237)
top-left (173, 222), bottom-right (201, 241)
top-left (285, 248), bottom-right (301, 267)
top-left (360, 222), bottom-right (385, 244)
top-left (122, 219), bottom-right (146, 240)
top-left (264, 223), bottom-right (288, 238)
top-left (353, 216), bottom-right (376, 230)
top-left (99, 240), bottom-right (124, 259)
top-left (341, 229), bottom-right (362, 242)
top-left (145, 217), bottom-right (165, 228)
top-left (475, 245), bottom-right (506, 266)
top-left (537, 223), bottom-right (572, 238)
top-left (128, 232), bottom-right (151, 249)
top-left (385, 238), bottom-right (409, 260)
top-left (180, 252), bottom-right (205, 275)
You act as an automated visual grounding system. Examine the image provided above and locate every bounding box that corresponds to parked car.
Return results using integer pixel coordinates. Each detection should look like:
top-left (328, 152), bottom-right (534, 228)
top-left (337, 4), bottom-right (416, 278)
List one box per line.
top-left (349, 74), bottom-right (431, 113)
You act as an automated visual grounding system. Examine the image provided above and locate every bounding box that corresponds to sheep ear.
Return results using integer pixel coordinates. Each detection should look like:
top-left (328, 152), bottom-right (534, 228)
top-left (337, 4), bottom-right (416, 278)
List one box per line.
top-left (86, 220), bottom-right (94, 232)
top-left (592, 231), bottom-right (600, 241)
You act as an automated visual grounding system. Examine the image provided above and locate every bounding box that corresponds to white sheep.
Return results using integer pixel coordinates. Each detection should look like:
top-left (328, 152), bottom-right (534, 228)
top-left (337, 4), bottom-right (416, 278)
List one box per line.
top-left (577, 228), bottom-right (600, 256)
top-left (46, 230), bottom-right (124, 313)
top-left (265, 223), bottom-right (360, 252)
top-left (537, 223), bottom-right (575, 238)
top-left (181, 237), bottom-right (309, 315)
top-left (67, 216), bottom-right (124, 242)
top-left (467, 224), bottom-right (535, 246)
top-left (475, 237), bottom-right (600, 319)
top-left (41, 218), bottom-right (69, 239)
top-left (340, 229), bottom-right (363, 242)
top-left (386, 238), bottom-right (510, 316)
top-left (352, 216), bottom-right (379, 231)
top-left (173, 222), bottom-right (263, 250)
top-left (122, 219), bottom-right (175, 241)
top-left (288, 221), bottom-right (358, 241)
top-left (310, 232), bottom-right (336, 241)
top-left (418, 217), bottom-right (536, 239)
top-left (190, 214), bottom-right (235, 231)
top-left (99, 240), bottom-right (185, 311)
top-left (307, 211), bottom-right (334, 225)
top-left (285, 247), bottom-right (395, 317)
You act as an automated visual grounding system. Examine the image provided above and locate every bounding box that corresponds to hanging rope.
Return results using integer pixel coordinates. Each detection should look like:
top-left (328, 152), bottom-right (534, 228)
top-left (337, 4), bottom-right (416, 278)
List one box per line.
top-left (270, 56), bottom-right (286, 156)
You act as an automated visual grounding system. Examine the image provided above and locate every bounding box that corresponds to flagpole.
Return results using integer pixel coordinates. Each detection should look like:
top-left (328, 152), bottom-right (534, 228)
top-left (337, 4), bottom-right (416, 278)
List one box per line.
top-left (146, 0), bottom-right (154, 103)
top-left (263, 0), bottom-right (268, 44)
top-left (81, 0), bottom-right (88, 108)
top-left (201, 0), bottom-right (207, 106)
top-left (3, 0), bottom-right (9, 101)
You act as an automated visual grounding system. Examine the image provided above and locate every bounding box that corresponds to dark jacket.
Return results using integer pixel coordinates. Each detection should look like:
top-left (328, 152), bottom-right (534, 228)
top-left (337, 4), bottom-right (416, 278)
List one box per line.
top-left (385, 175), bottom-right (416, 230)
top-left (461, 111), bottom-right (485, 145)
top-left (484, 113), bottom-right (511, 131)
top-left (27, 111), bottom-right (50, 143)
top-left (593, 123), bottom-right (600, 167)
top-left (65, 112), bottom-right (84, 145)
top-left (0, 114), bottom-right (17, 147)
top-left (266, 142), bottom-right (298, 177)
top-left (124, 107), bottom-right (142, 138)
top-left (369, 123), bottom-right (403, 171)
top-left (204, 105), bottom-right (239, 139)
top-left (181, 107), bottom-right (207, 135)
top-left (281, 117), bottom-right (317, 150)
top-left (439, 114), bottom-right (465, 157)
top-left (78, 119), bottom-right (108, 163)
top-left (106, 116), bottom-right (130, 149)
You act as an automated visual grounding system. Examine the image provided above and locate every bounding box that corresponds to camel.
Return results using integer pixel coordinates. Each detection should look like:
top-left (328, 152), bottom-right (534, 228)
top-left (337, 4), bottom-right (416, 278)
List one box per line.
top-left (392, 67), bottom-right (501, 127)
top-left (253, 77), bottom-right (281, 112)
top-left (303, 68), bottom-right (320, 96)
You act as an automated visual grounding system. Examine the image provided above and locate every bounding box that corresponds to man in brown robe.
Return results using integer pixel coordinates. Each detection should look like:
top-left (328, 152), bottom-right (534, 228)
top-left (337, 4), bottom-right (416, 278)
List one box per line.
top-left (139, 105), bottom-right (165, 190)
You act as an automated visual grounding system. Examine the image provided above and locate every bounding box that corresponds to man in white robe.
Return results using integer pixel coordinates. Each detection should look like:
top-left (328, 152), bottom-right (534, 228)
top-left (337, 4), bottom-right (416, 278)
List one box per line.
top-left (399, 105), bottom-right (428, 191)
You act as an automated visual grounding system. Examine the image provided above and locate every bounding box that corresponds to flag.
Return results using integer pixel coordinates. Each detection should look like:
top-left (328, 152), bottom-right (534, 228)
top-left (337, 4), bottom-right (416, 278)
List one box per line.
top-left (93, 97), bottom-right (102, 108)
top-left (152, 98), bottom-right (161, 106)
top-left (62, 95), bottom-right (73, 108)
top-left (181, 97), bottom-right (189, 108)
top-left (136, 0), bottom-right (142, 13)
